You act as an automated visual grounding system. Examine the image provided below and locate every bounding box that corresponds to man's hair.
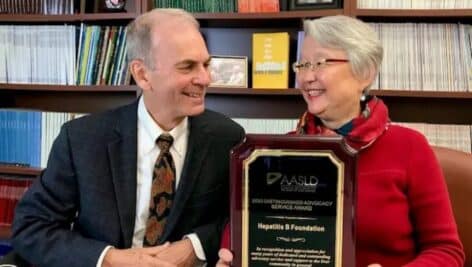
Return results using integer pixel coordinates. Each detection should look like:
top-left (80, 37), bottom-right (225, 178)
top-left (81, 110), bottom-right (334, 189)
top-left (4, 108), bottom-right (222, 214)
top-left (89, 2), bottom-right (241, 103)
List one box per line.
top-left (126, 8), bottom-right (200, 68)
top-left (303, 15), bottom-right (383, 90)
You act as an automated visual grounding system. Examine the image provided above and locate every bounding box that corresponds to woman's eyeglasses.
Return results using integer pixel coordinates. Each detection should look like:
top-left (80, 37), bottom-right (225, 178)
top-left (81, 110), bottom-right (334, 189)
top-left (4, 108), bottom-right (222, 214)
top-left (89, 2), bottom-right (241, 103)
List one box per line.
top-left (292, 58), bottom-right (349, 73)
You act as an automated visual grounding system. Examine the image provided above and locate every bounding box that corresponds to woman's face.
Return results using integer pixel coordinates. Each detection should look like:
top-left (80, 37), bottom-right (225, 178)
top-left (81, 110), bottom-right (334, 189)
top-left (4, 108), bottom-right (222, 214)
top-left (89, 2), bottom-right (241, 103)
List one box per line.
top-left (296, 36), bottom-right (373, 128)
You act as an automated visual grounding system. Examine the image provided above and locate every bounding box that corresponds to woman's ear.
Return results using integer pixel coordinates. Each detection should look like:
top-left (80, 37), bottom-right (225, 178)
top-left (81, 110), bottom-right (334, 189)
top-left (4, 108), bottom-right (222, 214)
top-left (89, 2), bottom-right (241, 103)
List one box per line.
top-left (129, 59), bottom-right (152, 91)
top-left (360, 67), bottom-right (377, 90)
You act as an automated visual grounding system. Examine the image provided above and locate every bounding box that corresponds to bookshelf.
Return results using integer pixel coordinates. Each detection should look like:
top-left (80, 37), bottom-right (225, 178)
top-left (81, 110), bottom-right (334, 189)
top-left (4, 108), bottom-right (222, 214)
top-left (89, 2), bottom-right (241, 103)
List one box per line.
top-left (347, 0), bottom-right (472, 127)
top-left (205, 88), bottom-right (472, 124)
top-left (0, 84), bottom-right (137, 113)
top-left (0, 165), bottom-right (41, 240)
top-left (0, 1), bottom-right (143, 243)
top-left (0, 2), bottom-right (470, 263)
top-left (0, 0), bottom-right (142, 111)
top-left (0, 0), bottom-right (471, 204)
top-left (190, 0), bottom-right (472, 125)
top-left (0, 13), bottom-right (138, 22)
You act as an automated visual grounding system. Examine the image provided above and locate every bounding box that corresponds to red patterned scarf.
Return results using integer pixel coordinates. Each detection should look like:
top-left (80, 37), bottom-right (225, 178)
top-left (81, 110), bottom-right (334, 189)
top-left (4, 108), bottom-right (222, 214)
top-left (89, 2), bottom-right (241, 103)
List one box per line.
top-left (294, 96), bottom-right (390, 152)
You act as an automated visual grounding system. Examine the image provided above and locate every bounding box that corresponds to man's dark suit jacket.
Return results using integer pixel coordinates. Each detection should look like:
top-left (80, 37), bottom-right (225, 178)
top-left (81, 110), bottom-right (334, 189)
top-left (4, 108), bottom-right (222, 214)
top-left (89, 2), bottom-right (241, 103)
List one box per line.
top-left (11, 100), bottom-right (245, 267)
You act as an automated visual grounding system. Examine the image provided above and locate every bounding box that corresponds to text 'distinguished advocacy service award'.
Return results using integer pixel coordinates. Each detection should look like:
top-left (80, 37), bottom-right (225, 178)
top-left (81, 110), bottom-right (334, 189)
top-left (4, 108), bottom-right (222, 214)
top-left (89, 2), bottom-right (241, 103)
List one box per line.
top-left (230, 134), bottom-right (357, 267)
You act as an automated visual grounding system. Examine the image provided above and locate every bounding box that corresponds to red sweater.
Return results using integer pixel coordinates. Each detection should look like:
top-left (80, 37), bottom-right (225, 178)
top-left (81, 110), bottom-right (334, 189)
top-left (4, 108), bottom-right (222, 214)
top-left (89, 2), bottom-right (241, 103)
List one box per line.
top-left (221, 125), bottom-right (464, 267)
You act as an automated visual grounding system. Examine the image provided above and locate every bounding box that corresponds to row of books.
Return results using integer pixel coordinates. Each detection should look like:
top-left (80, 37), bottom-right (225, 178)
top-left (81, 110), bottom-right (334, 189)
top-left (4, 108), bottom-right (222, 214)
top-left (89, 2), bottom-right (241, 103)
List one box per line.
top-left (371, 23), bottom-right (472, 92)
top-left (0, 25), bottom-right (76, 85)
top-left (153, 0), bottom-right (280, 13)
top-left (2, 23), bottom-right (472, 90)
top-left (233, 118), bottom-right (472, 153)
top-left (76, 24), bottom-right (131, 86)
top-left (0, 175), bottom-right (34, 227)
top-left (357, 0), bottom-right (472, 9)
top-left (396, 122), bottom-right (471, 153)
top-left (153, 0), bottom-right (236, 13)
top-left (0, 0), bottom-right (74, 14)
top-left (251, 23), bottom-right (472, 91)
top-left (0, 24), bottom-right (131, 86)
top-left (0, 110), bottom-right (41, 167)
top-left (237, 0), bottom-right (279, 13)
top-left (0, 110), bottom-right (85, 168)
top-left (0, 239), bottom-right (12, 258)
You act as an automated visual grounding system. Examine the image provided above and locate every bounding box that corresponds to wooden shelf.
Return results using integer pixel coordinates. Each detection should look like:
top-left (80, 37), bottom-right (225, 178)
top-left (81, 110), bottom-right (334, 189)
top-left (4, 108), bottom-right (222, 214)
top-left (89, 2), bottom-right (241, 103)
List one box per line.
top-left (194, 9), bottom-right (344, 27)
top-left (0, 13), bottom-right (138, 23)
top-left (3, 85), bottom-right (471, 98)
top-left (205, 88), bottom-right (472, 124)
top-left (353, 9), bottom-right (472, 18)
top-left (207, 88), bottom-right (472, 99)
top-left (0, 84), bottom-right (138, 113)
top-left (372, 90), bottom-right (472, 99)
top-left (195, 9), bottom-right (345, 27)
top-left (0, 225), bottom-right (11, 240)
top-left (2, 85), bottom-right (472, 122)
top-left (207, 87), bottom-right (300, 95)
top-left (194, 9), bottom-right (345, 20)
top-left (352, 9), bottom-right (472, 23)
top-left (0, 165), bottom-right (42, 176)
top-left (0, 84), bottom-right (137, 92)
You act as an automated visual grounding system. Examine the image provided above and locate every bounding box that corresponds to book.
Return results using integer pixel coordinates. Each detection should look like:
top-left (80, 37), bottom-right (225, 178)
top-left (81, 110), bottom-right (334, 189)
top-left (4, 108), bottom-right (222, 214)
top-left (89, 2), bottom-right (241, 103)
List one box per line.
top-left (252, 32), bottom-right (290, 89)
top-left (295, 31), bottom-right (304, 88)
top-left (0, 176), bottom-right (34, 226)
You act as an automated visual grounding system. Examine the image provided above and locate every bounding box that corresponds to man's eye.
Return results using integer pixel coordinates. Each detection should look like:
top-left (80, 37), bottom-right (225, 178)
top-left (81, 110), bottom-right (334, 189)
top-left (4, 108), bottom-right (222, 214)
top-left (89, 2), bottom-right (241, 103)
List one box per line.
top-left (179, 64), bottom-right (194, 70)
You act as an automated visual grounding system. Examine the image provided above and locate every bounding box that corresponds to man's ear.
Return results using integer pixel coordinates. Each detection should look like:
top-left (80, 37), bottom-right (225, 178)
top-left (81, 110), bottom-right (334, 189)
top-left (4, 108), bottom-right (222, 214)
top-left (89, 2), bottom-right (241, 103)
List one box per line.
top-left (129, 59), bottom-right (152, 91)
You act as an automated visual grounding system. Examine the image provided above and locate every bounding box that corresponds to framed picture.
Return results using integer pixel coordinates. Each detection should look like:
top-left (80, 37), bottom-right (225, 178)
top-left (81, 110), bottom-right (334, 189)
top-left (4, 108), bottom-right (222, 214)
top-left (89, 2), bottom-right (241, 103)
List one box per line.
top-left (209, 56), bottom-right (248, 88)
top-left (96, 0), bottom-right (127, 12)
top-left (289, 0), bottom-right (341, 10)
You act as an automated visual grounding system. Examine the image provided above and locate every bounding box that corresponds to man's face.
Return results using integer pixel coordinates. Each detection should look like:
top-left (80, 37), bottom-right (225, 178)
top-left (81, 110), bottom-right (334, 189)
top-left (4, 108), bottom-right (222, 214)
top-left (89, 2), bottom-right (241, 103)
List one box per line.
top-left (144, 22), bottom-right (211, 126)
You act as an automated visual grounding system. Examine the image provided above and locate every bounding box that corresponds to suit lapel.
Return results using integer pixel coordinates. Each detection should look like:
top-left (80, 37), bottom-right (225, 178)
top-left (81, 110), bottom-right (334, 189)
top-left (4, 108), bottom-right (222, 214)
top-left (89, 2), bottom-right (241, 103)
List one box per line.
top-left (161, 115), bottom-right (212, 241)
top-left (107, 102), bottom-right (138, 248)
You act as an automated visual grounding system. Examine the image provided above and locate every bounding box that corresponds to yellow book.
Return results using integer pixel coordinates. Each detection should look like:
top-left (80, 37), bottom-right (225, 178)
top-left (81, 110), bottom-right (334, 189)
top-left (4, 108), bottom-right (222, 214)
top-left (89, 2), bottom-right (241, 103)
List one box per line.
top-left (252, 32), bottom-right (289, 89)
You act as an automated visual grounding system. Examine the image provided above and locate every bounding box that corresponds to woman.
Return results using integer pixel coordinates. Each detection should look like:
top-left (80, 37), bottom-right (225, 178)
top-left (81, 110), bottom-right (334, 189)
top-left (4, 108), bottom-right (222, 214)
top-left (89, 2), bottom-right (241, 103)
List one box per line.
top-left (217, 15), bottom-right (464, 267)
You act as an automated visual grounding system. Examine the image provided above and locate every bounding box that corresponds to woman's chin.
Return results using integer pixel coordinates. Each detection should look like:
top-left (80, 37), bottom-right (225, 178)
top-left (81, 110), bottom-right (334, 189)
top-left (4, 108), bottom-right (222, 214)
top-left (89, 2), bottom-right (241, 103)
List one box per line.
top-left (306, 101), bottom-right (327, 116)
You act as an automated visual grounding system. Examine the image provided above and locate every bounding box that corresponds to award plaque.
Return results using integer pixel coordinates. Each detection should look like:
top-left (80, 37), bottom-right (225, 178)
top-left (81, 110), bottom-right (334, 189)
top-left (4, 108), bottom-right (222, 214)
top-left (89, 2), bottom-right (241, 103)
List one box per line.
top-left (230, 134), bottom-right (357, 267)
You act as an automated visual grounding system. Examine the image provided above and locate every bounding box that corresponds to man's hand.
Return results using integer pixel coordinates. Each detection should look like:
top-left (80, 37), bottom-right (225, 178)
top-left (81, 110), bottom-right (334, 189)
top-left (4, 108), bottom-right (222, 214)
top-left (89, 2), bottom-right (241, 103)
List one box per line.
top-left (102, 243), bottom-right (176, 267)
top-left (156, 239), bottom-right (198, 267)
top-left (216, 248), bottom-right (233, 267)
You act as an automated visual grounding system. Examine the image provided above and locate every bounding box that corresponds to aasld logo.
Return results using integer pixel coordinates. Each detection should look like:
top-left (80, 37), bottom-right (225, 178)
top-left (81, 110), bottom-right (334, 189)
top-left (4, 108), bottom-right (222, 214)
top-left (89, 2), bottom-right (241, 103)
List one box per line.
top-left (266, 172), bottom-right (319, 193)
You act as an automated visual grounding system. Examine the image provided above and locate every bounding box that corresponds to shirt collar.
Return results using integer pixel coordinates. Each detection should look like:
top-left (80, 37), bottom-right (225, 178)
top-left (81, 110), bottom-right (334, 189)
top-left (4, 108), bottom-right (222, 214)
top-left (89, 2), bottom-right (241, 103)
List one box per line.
top-left (138, 96), bottom-right (188, 157)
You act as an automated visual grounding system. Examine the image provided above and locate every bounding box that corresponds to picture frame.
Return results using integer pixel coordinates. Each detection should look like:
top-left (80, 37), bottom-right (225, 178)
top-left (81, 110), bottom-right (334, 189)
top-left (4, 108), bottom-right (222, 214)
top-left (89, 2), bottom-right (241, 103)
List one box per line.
top-left (96, 0), bottom-right (126, 12)
top-left (209, 56), bottom-right (248, 88)
top-left (289, 0), bottom-right (341, 10)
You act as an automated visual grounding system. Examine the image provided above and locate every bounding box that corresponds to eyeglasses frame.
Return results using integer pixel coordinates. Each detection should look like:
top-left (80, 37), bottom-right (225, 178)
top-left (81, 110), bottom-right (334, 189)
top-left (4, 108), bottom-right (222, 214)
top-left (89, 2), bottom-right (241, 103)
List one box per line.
top-left (292, 58), bottom-right (349, 73)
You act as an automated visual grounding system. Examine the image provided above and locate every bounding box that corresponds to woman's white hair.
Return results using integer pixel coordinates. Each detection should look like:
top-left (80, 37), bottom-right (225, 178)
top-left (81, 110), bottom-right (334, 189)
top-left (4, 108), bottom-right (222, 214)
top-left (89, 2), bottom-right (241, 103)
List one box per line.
top-left (126, 8), bottom-right (199, 68)
top-left (304, 15), bottom-right (383, 89)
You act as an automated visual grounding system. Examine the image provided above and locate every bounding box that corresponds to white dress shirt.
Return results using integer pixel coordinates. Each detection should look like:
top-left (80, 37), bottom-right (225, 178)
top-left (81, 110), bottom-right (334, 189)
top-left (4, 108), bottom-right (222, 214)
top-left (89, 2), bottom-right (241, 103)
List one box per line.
top-left (97, 97), bottom-right (206, 266)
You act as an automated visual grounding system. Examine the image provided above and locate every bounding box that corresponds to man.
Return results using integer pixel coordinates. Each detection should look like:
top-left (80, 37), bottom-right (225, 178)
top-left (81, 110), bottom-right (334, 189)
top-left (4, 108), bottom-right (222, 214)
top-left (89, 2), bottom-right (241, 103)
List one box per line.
top-left (11, 8), bottom-right (244, 267)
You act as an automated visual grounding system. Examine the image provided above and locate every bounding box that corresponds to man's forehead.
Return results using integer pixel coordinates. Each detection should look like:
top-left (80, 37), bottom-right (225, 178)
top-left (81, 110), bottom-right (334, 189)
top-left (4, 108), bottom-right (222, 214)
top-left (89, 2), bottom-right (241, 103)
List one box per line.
top-left (175, 56), bottom-right (211, 65)
top-left (150, 23), bottom-right (201, 47)
top-left (151, 19), bottom-right (197, 35)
